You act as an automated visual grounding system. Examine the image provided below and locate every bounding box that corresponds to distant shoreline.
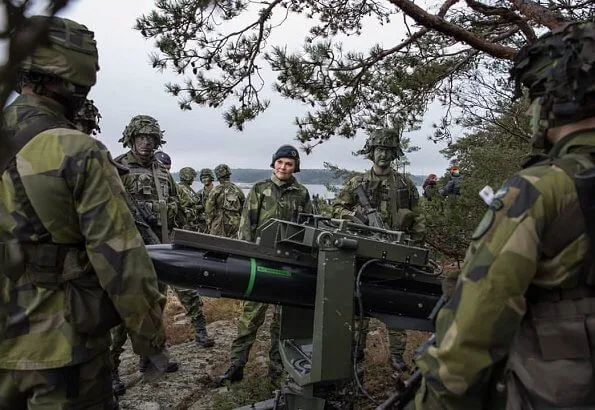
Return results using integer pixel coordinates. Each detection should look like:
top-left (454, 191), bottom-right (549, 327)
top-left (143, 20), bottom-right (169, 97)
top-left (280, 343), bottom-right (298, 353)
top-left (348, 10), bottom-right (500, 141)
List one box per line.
top-left (174, 168), bottom-right (426, 186)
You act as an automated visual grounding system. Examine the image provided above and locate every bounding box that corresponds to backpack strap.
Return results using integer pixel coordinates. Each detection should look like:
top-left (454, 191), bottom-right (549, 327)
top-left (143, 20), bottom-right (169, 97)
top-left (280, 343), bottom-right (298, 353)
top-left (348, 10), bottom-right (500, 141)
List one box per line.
top-left (1, 116), bottom-right (72, 283)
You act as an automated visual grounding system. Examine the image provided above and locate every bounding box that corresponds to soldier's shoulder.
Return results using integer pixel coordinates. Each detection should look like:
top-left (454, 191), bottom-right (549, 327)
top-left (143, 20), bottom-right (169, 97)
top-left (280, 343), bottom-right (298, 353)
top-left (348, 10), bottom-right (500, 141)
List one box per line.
top-left (252, 178), bottom-right (273, 191)
top-left (27, 128), bottom-right (100, 157)
top-left (210, 184), bottom-right (225, 194)
top-left (398, 171), bottom-right (416, 184)
top-left (493, 164), bottom-right (574, 215)
top-left (113, 151), bottom-right (132, 164)
top-left (291, 180), bottom-right (310, 194)
top-left (343, 173), bottom-right (364, 189)
top-left (517, 161), bottom-right (575, 192)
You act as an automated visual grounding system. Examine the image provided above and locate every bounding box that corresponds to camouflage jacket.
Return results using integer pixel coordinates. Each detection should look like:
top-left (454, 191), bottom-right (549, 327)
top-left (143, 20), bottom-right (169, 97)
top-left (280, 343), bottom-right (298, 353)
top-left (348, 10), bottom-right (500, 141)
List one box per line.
top-left (196, 184), bottom-right (213, 232)
top-left (177, 182), bottom-right (200, 231)
top-left (205, 180), bottom-right (246, 238)
top-left (0, 93), bottom-right (165, 370)
top-left (238, 174), bottom-right (312, 242)
top-left (331, 167), bottom-right (425, 243)
top-left (114, 150), bottom-right (180, 241)
top-left (414, 130), bottom-right (595, 409)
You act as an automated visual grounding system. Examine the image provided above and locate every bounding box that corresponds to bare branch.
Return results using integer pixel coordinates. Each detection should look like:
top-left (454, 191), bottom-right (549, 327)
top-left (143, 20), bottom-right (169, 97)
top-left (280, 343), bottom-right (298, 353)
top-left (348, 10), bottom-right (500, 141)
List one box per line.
top-left (389, 0), bottom-right (517, 59)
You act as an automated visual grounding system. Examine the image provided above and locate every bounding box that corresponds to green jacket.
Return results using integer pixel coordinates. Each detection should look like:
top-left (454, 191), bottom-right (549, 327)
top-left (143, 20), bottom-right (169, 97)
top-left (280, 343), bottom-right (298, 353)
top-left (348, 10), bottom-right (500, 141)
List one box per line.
top-left (332, 167), bottom-right (425, 243)
top-left (238, 174), bottom-right (312, 242)
top-left (0, 93), bottom-right (165, 370)
top-left (205, 180), bottom-right (246, 238)
top-left (414, 130), bottom-right (595, 409)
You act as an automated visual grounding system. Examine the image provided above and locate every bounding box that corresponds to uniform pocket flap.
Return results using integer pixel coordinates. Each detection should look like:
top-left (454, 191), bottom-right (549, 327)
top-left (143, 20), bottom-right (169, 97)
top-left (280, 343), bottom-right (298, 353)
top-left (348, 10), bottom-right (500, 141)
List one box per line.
top-left (534, 314), bottom-right (589, 360)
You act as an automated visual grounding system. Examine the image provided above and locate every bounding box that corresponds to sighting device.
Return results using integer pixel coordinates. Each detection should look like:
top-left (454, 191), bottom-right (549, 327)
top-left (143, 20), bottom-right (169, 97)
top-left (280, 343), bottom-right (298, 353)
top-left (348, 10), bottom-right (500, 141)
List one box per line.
top-left (148, 215), bottom-right (442, 409)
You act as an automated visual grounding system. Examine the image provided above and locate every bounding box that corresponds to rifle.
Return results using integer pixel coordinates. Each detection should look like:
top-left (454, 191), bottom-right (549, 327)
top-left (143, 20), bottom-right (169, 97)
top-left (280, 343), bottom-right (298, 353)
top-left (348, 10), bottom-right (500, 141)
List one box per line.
top-left (354, 184), bottom-right (385, 229)
top-left (129, 201), bottom-right (161, 245)
top-left (376, 295), bottom-right (446, 409)
top-left (151, 164), bottom-right (170, 243)
top-left (158, 200), bottom-right (169, 243)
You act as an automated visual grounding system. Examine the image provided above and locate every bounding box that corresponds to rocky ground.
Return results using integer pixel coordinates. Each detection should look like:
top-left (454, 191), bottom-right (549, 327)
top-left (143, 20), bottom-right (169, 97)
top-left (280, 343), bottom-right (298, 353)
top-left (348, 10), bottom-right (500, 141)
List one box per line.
top-left (116, 294), bottom-right (431, 410)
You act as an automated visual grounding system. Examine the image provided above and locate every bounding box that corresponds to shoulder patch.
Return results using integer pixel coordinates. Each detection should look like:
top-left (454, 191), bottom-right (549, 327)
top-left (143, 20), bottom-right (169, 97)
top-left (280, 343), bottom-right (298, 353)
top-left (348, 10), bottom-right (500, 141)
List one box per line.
top-left (471, 209), bottom-right (495, 240)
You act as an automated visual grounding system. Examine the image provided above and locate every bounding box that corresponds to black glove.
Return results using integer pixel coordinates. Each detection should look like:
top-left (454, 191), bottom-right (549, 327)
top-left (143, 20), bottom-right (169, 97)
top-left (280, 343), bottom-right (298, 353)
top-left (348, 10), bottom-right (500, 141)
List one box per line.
top-left (352, 211), bottom-right (369, 225)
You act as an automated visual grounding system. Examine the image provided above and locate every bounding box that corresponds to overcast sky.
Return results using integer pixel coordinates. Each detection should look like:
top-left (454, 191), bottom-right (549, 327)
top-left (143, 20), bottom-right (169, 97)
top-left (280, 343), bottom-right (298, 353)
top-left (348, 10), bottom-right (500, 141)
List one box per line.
top-left (48, 0), bottom-right (452, 175)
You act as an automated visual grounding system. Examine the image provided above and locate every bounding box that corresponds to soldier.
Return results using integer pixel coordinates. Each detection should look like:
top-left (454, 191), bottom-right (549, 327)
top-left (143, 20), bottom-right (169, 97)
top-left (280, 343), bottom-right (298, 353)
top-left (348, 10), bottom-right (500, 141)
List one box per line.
top-left (332, 128), bottom-right (425, 375)
top-left (111, 115), bottom-right (180, 393)
top-left (178, 167), bottom-right (200, 231)
top-left (175, 166), bottom-right (215, 348)
top-left (155, 150), bottom-right (172, 171)
top-left (0, 16), bottom-right (169, 408)
top-left (219, 145), bottom-right (312, 384)
top-left (205, 164), bottom-right (246, 238)
top-left (73, 98), bottom-right (101, 135)
top-left (412, 21), bottom-right (595, 409)
top-left (197, 168), bottom-right (215, 232)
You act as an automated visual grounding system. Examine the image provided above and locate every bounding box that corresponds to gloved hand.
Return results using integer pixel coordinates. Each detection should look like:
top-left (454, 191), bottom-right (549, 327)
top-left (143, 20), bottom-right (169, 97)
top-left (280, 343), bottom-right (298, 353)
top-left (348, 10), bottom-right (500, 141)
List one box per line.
top-left (351, 211), bottom-right (369, 225)
top-left (143, 350), bottom-right (171, 381)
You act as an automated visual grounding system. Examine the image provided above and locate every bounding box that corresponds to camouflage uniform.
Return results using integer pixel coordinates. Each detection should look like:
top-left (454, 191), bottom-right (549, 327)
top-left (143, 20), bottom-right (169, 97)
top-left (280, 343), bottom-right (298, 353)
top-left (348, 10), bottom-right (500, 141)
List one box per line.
top-left (229, 174), bottom-right (312, 371)
top-left (110, 116), bottom-right (182, 377)
top-left (174, 167), bottom-right (213, 347)
top-left (205, 164), bottom-right (245, 238)
top-left (0, 17), bottom-right (166, 408)
top-left (413, 22), bottom-right (595, 410)
top-left (73, 98), bottom-right (101, 136)
top-left (178, 167), bottom-right (200, 231)
top-left (196, 168), bottom-right (214, 232)
top-left (114, 157), bottom-right (179, 241)
top-left (332, 129), bottom-right (425, 368)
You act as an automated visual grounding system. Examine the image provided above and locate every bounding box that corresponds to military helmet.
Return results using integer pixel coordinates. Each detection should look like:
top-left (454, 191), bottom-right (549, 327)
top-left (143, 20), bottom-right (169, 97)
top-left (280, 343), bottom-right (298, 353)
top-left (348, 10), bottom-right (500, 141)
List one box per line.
top-left (358, 128), bottom-right (404, 160)
top-left (200, 168), bottom-right (215, 179)
top-left (155, 151), bottom-right (171, 167)
top-left (511, 21), bottom-right (595, 149)
top-left (73, 99), bottom-right (101, 135)
top-left (179, 167), bottom-right (197, 182)
top-left (119, 115), bottom-right (165, 148)
top-left (214, 164), bottom-right (231, 179)
top-left (19, 16), bottom-right (99, 89)
top-left (270, 144), bottom-right (301, 172)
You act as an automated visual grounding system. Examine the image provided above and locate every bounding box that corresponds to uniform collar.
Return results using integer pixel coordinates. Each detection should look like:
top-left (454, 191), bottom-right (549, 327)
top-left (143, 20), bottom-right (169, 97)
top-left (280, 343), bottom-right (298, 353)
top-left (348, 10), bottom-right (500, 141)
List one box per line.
top-left (271, 173), bottom-right (295, 187)
top-left (368, 166), bottom-right (396, 178)
top-left (126, 150), bottom-right (156, 167)
top-left (8, 93), bottom-right (70, 125)
top-left (549, 128), bottom-right (595, 159)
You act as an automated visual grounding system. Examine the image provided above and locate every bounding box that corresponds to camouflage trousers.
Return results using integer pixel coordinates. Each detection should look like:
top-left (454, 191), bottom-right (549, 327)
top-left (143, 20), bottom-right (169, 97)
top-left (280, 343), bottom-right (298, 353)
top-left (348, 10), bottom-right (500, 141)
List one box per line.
top-left (208, 219), bottom-right (240, 239)
top-left (110, 281), bottom-right (167, 369)
top-left (0, 350), bottom-right (116, 410)
top-left (356, 318), bottom-right (407, 360)
top-left (230, 301), bottom-right (281, 367)
top-left (110, 283), bottom-right (207, 369)
top-left (171, 287), bottom-right (207, 330)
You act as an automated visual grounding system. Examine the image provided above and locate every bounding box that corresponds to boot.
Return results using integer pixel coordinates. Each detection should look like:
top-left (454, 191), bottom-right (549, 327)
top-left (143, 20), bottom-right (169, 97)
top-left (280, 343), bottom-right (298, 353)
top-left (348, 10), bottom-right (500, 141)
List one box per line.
top-left (112, 370), bottom-right (126, 396)
top-left (218, 364), bottom-right (244, 385)
top-left (195, 328), bottom-right (215, 348)
top-left (139, 355), bottom-right (180, 373)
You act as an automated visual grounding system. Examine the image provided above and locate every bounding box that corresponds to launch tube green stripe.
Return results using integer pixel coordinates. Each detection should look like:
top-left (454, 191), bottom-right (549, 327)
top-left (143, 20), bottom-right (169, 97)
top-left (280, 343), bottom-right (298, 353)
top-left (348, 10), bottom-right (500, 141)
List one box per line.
top-left (245, 258), bottom-right (257, 297)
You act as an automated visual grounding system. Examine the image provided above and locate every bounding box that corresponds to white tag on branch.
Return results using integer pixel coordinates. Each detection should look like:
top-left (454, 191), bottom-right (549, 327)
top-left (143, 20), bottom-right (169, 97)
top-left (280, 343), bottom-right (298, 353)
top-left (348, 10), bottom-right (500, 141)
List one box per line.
top-left (479, 186), bottom-right (495, 205)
